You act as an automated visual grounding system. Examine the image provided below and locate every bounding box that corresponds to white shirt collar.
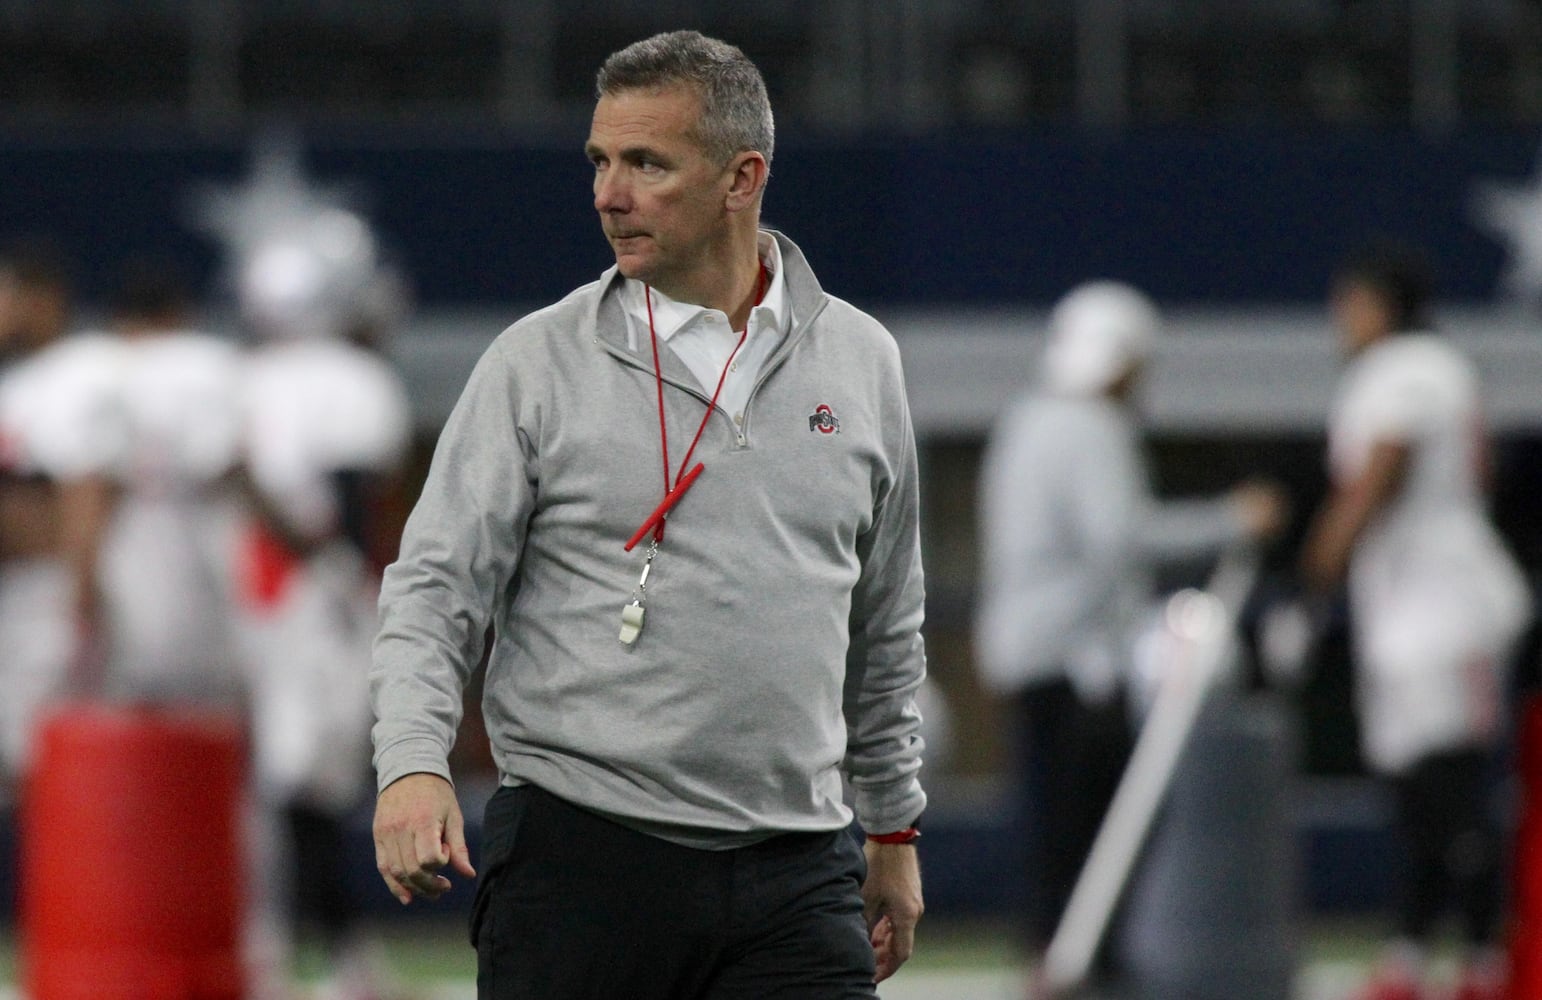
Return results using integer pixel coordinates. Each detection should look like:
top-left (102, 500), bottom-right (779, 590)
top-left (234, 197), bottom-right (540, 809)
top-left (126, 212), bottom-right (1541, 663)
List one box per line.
top-left (621, 232), bottom-right (789, 348)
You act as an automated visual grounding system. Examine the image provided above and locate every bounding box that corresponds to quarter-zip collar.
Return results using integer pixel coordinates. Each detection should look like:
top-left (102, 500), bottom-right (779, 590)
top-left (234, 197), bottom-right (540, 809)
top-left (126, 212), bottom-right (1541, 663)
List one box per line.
top-left (618, 232), bottom-right (789, 351)
top-left (591, 230), bottom-right (829, 387)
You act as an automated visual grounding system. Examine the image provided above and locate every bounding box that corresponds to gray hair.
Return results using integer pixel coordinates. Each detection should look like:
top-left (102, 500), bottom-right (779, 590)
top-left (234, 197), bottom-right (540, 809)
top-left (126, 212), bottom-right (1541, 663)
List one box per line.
top-left (597, 30), bottom-right (775, 170)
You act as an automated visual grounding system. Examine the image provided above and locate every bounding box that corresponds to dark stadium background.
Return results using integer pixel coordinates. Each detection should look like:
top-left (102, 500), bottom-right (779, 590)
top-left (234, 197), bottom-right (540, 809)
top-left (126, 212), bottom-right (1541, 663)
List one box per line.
top-left (3, 0), bottom-right (1542, 949)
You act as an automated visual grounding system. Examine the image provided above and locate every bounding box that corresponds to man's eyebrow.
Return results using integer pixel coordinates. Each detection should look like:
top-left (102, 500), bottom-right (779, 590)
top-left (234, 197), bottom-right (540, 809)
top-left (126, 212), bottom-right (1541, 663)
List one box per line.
top-left (586, 141), bottom-right (669, 164)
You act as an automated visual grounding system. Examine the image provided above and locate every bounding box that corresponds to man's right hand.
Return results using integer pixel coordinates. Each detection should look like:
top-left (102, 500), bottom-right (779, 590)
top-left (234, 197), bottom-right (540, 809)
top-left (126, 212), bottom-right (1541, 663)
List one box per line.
top-left (372, 772), bottom-right (477, 904)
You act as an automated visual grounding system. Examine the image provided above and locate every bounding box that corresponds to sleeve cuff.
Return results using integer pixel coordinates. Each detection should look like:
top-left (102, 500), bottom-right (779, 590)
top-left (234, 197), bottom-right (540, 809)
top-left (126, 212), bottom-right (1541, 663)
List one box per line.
top-left (853, 778), bottom-right (927, 839)
top-left (374, 735), bottom-right (454, 795)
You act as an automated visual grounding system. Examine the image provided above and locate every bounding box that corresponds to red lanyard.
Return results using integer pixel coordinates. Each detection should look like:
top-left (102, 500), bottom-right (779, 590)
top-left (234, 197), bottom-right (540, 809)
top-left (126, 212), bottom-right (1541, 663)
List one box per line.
top-left (624, 262), bottom-right (768, 551)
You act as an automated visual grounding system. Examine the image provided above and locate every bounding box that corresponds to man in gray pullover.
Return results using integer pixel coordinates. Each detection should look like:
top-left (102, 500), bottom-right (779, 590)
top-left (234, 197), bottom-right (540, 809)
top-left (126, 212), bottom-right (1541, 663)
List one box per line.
top-left (370, 30), bottom-right (927, 999)
top-left (976, 281), bottom-right (1284, 976)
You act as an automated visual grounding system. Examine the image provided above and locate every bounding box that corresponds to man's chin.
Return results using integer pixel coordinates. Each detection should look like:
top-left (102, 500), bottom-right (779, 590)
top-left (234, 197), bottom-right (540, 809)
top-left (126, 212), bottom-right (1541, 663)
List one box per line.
top-left (613, 254), bottom-right (655, 283)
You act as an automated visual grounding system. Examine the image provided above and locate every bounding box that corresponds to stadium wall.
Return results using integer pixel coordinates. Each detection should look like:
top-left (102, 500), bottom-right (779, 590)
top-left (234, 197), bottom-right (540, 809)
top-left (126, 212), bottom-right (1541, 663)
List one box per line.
top-left (0, 125), bottom-right (1538, 308)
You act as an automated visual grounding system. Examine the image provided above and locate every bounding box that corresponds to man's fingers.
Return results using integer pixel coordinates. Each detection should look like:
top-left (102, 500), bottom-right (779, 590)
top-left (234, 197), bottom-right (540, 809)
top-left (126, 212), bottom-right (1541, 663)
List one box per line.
top-left (414, 821), bottom-right (450, 872)
top-left (404, 854), bottom-right (449, 897)
top-left (375, 834), bottom-right (414, 905)
top-left (870, 915), bottom-right (895, 983)
top-left (376, 825), bottom-right (444, 902)
top-left (889, 911), bottom-right (916, 968)
top-left (374, 836), bottom-right (410, 905)
top-left (411, 872), bottom-right (454, 899)
top-left (868, 907), bottom-right (919, 983)
top-left (390, 820), bottom-right (443, 896)
top-left (382, 868), bottom-right (414, 906)
top-left (447, 804), bottom-right (477, 879)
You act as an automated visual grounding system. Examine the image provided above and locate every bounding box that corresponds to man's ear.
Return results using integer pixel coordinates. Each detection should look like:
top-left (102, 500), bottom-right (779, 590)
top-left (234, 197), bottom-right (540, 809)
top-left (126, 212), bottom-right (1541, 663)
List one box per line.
top-left (724, 151), bottom-right (768, 213)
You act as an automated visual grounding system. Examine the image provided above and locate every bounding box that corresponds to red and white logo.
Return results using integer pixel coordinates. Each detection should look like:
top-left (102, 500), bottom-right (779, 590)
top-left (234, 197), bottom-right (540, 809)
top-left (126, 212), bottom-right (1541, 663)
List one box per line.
top-left (808, 404), bottom-right (840, 435)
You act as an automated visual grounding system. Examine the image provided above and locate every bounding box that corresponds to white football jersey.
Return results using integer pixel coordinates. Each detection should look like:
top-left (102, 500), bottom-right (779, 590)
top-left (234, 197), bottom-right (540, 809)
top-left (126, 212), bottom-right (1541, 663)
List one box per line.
top-left (1328, 333), bottom-right (1530, 773)
top-left (238, 338), bottom-right (411, 809)
top-left (46, 330), bottom-right (247, 701)
top-left (109, 332), bottom-right (246, 491)
top-left (242, 338), bottom-right (411, 539)
top-left (1330, 333), bottom-right (1486, 525)
top-left (14, 330), bottom-right (245, 489)
top-left (0, 334), bottom-right (124, 481)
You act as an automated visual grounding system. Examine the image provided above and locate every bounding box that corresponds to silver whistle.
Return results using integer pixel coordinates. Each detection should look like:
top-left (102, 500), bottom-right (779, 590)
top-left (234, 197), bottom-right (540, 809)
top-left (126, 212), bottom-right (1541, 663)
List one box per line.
top-left (619, 538), bottom-right (658, 646)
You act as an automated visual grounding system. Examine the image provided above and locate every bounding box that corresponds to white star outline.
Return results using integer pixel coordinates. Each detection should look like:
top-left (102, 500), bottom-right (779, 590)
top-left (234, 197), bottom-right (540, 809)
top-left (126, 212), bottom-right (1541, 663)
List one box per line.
top-left (186, 130), bottom-right (368, 266)
top-left (183, 130), bottom-right (407, 338)
top-left (1471, 143), bottom-right (1542, 306)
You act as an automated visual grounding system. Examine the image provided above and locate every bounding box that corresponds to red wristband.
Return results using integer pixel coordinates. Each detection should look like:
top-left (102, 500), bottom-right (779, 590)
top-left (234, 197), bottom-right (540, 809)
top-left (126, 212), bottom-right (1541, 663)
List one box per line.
top-left (866, 826), bottom-right (921, 845)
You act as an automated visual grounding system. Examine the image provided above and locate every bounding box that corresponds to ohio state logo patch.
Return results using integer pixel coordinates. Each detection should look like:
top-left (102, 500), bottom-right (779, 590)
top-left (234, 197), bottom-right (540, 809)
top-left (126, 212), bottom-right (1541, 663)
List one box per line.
top-left (808, 404), bottom-right (840, 434)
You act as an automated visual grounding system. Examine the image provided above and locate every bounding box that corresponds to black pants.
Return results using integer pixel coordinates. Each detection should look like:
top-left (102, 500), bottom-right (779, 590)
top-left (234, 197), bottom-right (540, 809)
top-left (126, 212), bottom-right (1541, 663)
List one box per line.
top-left (1016, 678), bottom-right (1134, 948)
top-left (471, 785), bottom-right (878, 1000)
top-left (1392, 747), bottom-right (1503, 946)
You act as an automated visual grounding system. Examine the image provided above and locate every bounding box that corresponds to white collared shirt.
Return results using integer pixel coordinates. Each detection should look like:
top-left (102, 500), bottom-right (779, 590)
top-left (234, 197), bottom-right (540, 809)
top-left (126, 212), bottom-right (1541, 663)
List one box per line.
top-left (620, 232), bottom-right (791, 427)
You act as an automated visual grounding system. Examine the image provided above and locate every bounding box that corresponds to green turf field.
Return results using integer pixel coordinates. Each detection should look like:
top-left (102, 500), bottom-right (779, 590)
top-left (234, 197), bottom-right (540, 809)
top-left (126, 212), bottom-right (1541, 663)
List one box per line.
top-left (0, 915), bottom-right (1397, 999)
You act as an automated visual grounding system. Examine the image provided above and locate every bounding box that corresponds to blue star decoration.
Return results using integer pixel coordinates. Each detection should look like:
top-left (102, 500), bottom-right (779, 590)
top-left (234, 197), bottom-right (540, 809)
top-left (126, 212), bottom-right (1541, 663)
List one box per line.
top-left (1471, 144), bottom-right (1542, 308)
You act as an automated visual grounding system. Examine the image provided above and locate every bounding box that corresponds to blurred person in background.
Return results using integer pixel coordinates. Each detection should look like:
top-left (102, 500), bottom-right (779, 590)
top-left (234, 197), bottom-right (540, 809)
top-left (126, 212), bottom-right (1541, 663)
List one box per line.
top-left (371, 29), bottom-right (927, 999)
top-left (974, 280), bottom-right (1286, 985)
top-left (51, 261), bottom-right (247, 706)
top-left (229, 188), bottom-right (415, 1000)
top-left (1301, 244), bottom-right (1530, 1000)
top-left (0, 244), bottom-right (76, 800)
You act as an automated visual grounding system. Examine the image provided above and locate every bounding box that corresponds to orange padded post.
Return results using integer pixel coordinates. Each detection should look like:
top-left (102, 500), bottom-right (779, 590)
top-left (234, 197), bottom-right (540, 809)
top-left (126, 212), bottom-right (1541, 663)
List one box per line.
top-left (20, 705), bottom-right (246, 1000)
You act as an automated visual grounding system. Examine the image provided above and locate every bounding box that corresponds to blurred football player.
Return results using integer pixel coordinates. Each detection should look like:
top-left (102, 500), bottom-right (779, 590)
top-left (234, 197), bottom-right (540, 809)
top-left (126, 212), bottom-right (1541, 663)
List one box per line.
top-left (0, 244), bottom-right (76, 795)
top-left (52, 260), bottom-right (246, 704)
top-left (1302, 244), bottom-right (1530, 1000)
top-left (198, 145), bottom-right (414, 1000)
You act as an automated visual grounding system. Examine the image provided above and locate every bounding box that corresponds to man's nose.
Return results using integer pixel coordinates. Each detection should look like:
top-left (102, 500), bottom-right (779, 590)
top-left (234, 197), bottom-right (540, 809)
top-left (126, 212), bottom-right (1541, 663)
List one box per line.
top-left (595, 170), bottom-right (630, 213)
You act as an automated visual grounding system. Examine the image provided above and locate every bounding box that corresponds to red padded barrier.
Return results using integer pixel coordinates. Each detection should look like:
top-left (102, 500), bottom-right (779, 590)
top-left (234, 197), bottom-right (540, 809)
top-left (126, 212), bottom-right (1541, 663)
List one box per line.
top-left (20, 705), bottom-right (246, 1000)
top-left (1511, 696), bottom-right (1542, 1000)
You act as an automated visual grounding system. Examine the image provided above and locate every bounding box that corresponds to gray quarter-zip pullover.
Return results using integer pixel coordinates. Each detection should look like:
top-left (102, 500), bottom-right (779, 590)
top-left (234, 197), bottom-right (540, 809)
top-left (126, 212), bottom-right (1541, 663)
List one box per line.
top-left (371, 232), bottom-right (927, 847)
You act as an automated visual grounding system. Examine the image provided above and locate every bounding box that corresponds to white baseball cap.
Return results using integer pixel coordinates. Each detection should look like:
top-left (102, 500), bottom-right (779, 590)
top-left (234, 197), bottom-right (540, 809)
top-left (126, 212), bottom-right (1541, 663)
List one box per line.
top-left (1041, 280), bottom-right (1160, 395)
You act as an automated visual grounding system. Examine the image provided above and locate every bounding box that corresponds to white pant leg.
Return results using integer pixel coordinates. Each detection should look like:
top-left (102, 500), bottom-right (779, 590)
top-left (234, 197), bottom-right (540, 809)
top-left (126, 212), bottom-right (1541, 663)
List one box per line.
top-left (0, 559), bottom-right (73, 781)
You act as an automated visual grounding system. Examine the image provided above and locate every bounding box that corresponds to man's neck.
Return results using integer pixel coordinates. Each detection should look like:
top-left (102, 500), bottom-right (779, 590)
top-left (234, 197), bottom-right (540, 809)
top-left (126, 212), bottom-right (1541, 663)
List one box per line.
top-left (653, 229), bottom-right (763, 331)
